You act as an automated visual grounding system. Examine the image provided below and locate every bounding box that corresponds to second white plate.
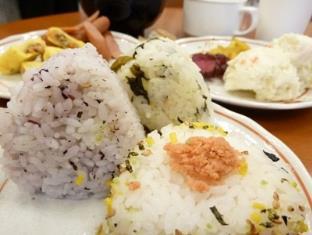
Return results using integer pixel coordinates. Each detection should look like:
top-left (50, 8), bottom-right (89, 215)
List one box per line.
top-left (176, 36), bottom-right (312, 110)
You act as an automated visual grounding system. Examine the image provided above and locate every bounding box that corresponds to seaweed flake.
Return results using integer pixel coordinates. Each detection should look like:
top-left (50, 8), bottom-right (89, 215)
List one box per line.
top-left (177, 116), bottom-right (183, 123)
top-left (99, 151), bottom-right (105, 160)
top-left (63, 150), bottom-right (68, 154)
top-left (202, 101), bottom-right (208, 112)
top-left (260, 222), bottom-right (273, 228)
top-left (39, 68), bottom-right (49, 74)
top-left (96, 99), bottom-right (102, 104)
top-left (129, 152), bottom-right (138, 157)
top-left (281, 178), bottom-right (289, 183)
top-left (138, 142), bottom-right (145, 150)
top-left (84, 187), bottom-right (90, 191)
top-left (263, 150), bottom-right (279, 162)
top-left (83, 101), bottom-right (89, 107)
top-left (45, 85), bottom-right (51, 89)
top-left (77, 111), bottom-right (83, 118)
top-left (128, 64), bottom-right (150, 103)
top-left (210, 206), bottom-right (228, 225)
top-left (132, 38), bottom-right (160, 57)
top-left (143, 125), bottom-right (150, 133)
top-left (125, 160), bottom-right (133, 173)
top-left (157, 129), bottom-right (162, 136)
top-left (68, 160), bottom-right (78, 171)
top-left (282, 215), bottom-right (288, 225)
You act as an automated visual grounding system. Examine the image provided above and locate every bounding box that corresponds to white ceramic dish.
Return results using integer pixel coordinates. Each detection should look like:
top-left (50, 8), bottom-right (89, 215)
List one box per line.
top-left (0, 103), bottom-right (311, 235)
top-left (176, 36), bottom-right (312, 110)
top-left (0, 30), bottom-right (139, 99)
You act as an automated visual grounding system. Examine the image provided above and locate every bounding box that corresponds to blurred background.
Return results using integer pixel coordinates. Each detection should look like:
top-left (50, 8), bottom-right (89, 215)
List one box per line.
top-left (0, 0), bottom-right (183, 24)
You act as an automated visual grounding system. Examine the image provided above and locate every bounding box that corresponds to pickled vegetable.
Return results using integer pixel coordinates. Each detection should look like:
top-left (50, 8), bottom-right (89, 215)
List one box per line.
top-left (209, 38), bottom-right (250, 59)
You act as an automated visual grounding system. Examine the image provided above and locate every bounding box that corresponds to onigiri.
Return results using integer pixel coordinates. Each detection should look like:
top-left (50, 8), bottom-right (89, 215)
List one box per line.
top-left (0, 44), bottom-right (145, 199)
top-left (113, 38), bottom-right (213, 130)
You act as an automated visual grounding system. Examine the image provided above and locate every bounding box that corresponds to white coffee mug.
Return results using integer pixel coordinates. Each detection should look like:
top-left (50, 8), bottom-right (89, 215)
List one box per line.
top-left (256, 0), bottom-right (312, 40)
top-left (183, 0), bottom-right (259, 36)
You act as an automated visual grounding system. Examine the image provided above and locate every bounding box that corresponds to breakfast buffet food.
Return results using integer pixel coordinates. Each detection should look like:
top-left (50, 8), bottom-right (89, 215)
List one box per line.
top-left (191, 34), bottom-right (312, 102)
top-left (0, 28), bottom-right (85, 75)
top-left (103, 123), bottom-right (310, 235)
top-left (0, 32), bottom-right (311, 234)
top-left (192, 38), bottom-right (249, 80)
top-left (114, 38), bottom-right (213, 130)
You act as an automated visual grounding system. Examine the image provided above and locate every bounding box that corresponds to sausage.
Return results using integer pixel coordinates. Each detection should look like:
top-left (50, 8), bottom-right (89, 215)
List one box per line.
top-left (83, 21), bottom-right (111, 60)
top-left (104, 31), bottom-right (121, 59)
top-left (92, 16), bottom-right (110, 34)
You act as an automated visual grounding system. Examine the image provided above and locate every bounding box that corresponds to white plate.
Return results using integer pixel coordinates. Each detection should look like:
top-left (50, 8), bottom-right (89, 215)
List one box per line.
top-left (0, 103), bottom-right (311, 235)
top-left (176, 36), bottom-right (312, 110)
top-left (0, 30), bottom-right (139, 99)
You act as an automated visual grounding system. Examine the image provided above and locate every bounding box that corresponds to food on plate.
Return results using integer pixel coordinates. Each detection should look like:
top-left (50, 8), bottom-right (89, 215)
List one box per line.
top-left (103, 123), bottom-right (311, 234)
top-left (83, 22), bottom-right (121, 60)
top-left (0, 38), bottom-right (46, 75)
top-left (272, 33), bottom-right (312, 88)
top-left (44, 27), bottom-right (84, 48)
top-left (192, 53), bottom-right (229, 80)
top-left (191, 38), bottom-right (249, 80)
top-left (0, 44), bottom-right (144, 199)
top-left (224, 47), bottom-right (303, 101)
top-left (0, 14), bottom-right (122, 76)
top-left (63, 14), bottom-right (110, 42)
top-left (43, 46), bottom-right (63, 61)
top-left (114, 38), bottom-right (213, 130)
top-left (20, 61), bottom-right (43, 73)
top-left (0, 29), bottom-right (85, 75)
top-left (209, 38), bottom-right (250, 59)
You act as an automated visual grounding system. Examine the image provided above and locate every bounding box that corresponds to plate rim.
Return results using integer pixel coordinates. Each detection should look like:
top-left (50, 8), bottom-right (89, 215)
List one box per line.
top-left (176, 36), bottom-right (312, 110)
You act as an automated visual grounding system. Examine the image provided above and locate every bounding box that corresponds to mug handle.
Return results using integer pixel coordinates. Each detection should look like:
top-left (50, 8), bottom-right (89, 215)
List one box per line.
top-left (234, 6), bottom-right (259, 36)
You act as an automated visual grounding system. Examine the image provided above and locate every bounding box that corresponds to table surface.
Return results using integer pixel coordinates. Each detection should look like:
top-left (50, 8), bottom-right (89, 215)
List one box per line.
top-left (0, 8), bottom-right (311, 175)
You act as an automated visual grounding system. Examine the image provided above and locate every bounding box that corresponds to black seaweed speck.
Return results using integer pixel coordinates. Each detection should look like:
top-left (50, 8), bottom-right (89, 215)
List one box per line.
top-left (69, 160), bottom-right (78, 171)
top-left (210, 206), bottom-right (228, 225)
top-left (282, 215), bottom-right (288, 225)
top-left (177, 116), bottom-right (183, 123)
top-left (99, 151), bottom-right (105, 160)
top-left (263, 150), bottom-right (279, 162)
top-left (77, 111), bottom-right (83, 118)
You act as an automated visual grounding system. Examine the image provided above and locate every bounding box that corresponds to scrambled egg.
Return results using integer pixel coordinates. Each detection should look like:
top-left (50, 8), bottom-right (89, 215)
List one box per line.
top-left (0, 27), bottom-right (84, 75)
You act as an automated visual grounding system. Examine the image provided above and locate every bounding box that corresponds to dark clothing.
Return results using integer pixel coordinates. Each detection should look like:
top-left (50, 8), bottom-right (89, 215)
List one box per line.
top-left (17, 0), bottom-right (78, 19)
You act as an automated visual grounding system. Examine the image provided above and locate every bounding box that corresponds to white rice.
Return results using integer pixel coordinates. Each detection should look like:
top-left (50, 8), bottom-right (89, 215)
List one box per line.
top-left (0, 44), bottom-right (145, 199)
top-left (104, 123), bottom-right (311, 234)
top-left (116, 38), bottom-right (213, 130)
